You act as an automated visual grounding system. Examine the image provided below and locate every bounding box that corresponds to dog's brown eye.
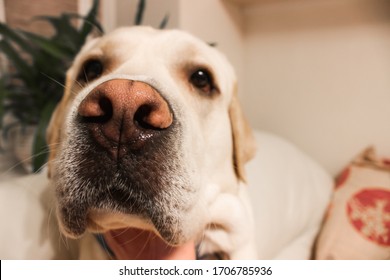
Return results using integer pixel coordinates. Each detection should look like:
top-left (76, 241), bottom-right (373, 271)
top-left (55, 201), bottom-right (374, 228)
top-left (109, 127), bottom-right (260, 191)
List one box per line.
top-left (78, 59), bottom-right (103, 82)
top-left (190, 69), bottom-right (213, 94)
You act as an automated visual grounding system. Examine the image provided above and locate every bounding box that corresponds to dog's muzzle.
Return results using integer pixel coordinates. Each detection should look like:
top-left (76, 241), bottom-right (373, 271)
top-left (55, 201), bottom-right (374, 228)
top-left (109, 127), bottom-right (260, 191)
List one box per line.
top-left (55, 78), bottom-right (194, 243)
top-left (77, 79), bottom-right (173, 158)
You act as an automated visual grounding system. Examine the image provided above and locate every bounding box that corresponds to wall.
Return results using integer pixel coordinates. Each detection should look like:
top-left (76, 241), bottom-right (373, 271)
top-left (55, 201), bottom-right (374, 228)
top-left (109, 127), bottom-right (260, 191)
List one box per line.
top-left (178, 0), bottom-right (245, 94)
top-left (101, 0), bottom-right (178, 32)
top-left (0, 0), bottom-right (4, 22)
top-left (241, 0), bottom-right (390, 175)
top-left (3, 0), bottom-right (77, 35)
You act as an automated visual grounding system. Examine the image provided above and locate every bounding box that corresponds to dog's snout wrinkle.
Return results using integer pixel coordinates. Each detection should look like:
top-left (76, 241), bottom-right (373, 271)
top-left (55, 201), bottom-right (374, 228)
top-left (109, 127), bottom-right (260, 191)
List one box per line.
top-left (77, 79), bottom-right (173, 156)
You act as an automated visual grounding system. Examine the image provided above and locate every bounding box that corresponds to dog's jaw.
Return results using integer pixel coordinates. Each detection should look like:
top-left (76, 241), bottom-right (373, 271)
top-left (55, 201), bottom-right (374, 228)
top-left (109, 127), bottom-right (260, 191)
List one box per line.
top-left (54, 134), bottom-right (204, 246)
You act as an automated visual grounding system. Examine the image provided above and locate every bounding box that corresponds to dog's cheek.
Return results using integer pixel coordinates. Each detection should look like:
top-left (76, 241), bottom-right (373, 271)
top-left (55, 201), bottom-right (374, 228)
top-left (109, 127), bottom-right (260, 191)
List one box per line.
top-left (52, 129), bottom-right (93, 237)
top-left (56, 203), bottom-right (88, 238)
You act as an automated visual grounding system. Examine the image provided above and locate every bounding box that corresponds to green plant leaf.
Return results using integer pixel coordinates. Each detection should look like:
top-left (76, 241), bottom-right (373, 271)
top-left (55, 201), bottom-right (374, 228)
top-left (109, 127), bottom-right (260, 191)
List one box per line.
top-left (35, 14), bottom-right (81, 51)
top-left (135, 0), bottom-right (146, 25)
top-left (31, 101), bottom-right (57, 172)
top-left (0, 78), bottom-right (6, 128)
top-left (0, 0), bottom-right (103, 170)
top-left (0, 40), bottom-right (35, 84)
top-left (36, 14), bottom-right (78, 37)
top-left (0, 23), bottom-right (36, 56)
top-left (159, 14), bottom-right (169, 29)
top-left (80, 0), bottom-right (103, 43)
top-left (21, 31), bottom-right (73, 59)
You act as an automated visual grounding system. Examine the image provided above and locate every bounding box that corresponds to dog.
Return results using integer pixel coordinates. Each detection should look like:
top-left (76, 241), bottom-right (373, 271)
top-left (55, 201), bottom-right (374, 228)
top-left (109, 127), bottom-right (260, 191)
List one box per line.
top-left (46, 26), bottom-right (257, 259)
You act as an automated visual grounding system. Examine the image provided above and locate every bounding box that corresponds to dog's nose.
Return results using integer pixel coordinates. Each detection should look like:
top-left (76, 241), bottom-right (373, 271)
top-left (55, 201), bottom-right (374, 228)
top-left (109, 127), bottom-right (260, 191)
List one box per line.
top-left (78, 79), bottom-right (173, 151)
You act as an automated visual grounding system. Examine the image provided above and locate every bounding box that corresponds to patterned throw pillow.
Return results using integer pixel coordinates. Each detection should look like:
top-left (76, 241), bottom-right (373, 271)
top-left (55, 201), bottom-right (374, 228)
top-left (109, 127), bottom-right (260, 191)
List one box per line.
top-left (315, 147), bottom-right (390, 259)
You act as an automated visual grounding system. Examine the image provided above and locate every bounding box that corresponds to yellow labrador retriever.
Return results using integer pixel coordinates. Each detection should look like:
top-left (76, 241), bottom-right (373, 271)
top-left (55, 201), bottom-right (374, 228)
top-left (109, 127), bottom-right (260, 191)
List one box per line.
top-left (47, 26), bottom-right (257, 259)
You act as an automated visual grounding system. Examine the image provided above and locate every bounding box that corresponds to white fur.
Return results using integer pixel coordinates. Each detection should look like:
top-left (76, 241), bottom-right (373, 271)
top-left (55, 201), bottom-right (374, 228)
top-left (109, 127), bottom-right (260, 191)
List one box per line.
top-left (51, 26), bottom-right (257, 259)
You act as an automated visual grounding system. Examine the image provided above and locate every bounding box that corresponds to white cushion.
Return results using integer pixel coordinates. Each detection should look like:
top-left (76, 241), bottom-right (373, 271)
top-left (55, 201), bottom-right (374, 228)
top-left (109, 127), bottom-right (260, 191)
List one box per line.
top-left (0, 171), bottom-right (58, 259)
top-left (247, 131), bottom-right (333, 259)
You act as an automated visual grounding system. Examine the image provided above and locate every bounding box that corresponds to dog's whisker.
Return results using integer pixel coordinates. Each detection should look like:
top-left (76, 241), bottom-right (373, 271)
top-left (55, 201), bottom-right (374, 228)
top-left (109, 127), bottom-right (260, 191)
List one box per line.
top-left (196, 235), bottom-right (206, 256)
top-left (45, 200), bottom-right (72, 253)
top-left (134, 230), bottom-right (154, 260)
top-left (60, 233), bottom-right (71, 252)
top-left (0, 148), bottom-right (52, 178)
top-left (196, 223), bottom-right (213, 257)
top-left (83, 68), bottom-right (90, 85)
top-left (55, 214), bottom-right (72, 251)
top-left (63, 77), bottom-right (88, 98)
top-left (40, 72), bottom-right (66, 89)
top-left (116, 228), bottom-right (145, 246)
top-left (110, 227), bottom-right (130, 239)
top-left (45, 141), bottom-right (61, 148)
top-left (74, 78), bottom-right (83, 89)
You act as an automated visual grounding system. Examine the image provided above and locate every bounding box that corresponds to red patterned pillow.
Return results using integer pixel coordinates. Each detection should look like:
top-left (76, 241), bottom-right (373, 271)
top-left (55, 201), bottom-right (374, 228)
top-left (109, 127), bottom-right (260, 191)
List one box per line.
top-left (315, 147), bottom-right (390, 259)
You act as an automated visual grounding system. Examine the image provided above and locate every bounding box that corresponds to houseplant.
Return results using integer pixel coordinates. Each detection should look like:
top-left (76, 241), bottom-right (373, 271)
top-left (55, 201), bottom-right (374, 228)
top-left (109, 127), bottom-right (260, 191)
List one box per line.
top-left (0, 0), bottom-right (168, 172)
top-left (0, 0), bottom-right (103, 172)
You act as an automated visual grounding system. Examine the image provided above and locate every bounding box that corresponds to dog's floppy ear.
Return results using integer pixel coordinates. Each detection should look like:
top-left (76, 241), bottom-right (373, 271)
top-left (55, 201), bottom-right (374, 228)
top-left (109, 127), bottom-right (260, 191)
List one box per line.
top-left (46, 72), bottom-right (74, 178)
top-left (229, 86), bottom-right (256, 183)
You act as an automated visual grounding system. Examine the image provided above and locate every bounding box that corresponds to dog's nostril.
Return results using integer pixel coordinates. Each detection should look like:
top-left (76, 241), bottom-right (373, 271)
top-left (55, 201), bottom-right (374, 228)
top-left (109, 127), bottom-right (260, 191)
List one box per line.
top-left (134, 104), bottom-right (153, 129)
top-left (98, 97), bottom-right (113, 121)
top-left (134, 104), bottom-right (160, 130)
top-left (79, 96), bottom-right (113, 123)
top-left (134, 102), bottom-right (173, 131)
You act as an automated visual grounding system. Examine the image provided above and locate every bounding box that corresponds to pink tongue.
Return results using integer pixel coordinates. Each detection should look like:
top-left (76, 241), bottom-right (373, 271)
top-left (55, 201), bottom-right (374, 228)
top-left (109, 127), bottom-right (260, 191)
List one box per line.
top-left (103, 228), bottom-right (196, 260)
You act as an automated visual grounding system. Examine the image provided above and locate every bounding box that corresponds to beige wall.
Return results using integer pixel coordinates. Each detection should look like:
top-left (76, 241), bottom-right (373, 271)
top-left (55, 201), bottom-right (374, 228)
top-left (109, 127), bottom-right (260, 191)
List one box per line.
top-left (101, 0), bottom-right (178, 32)
top-left (178, 0), bottom-right (245, 93)
top-left (242, 0), bottom-right (390, 175)
top-left (0, 0), bottom-right (5, 22)
top-left (4, 0), bottom-right (78, 35)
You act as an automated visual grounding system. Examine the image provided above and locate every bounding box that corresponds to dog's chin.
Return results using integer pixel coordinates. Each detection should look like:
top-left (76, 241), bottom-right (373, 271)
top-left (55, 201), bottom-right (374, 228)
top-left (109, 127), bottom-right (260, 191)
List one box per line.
top-left (57, 210), bottom-right (198, 259)
top-left (86, 210), bottom-right (154, 233)
top-left (57, 208), bottom-right (197, 247)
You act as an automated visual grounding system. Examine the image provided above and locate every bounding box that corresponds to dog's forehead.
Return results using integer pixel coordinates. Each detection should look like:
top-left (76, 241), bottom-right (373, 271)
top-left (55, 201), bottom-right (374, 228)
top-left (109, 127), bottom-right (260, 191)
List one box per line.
top-left (77, 26), bottom-right (234, 76)
top-left (100, 26), bottom-right (212, 57)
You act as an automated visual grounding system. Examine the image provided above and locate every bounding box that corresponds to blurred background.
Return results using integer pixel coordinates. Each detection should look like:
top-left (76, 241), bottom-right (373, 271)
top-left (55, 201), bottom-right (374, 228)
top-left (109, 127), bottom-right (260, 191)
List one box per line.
top-left (1, 0), bottom-right (390, 177)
